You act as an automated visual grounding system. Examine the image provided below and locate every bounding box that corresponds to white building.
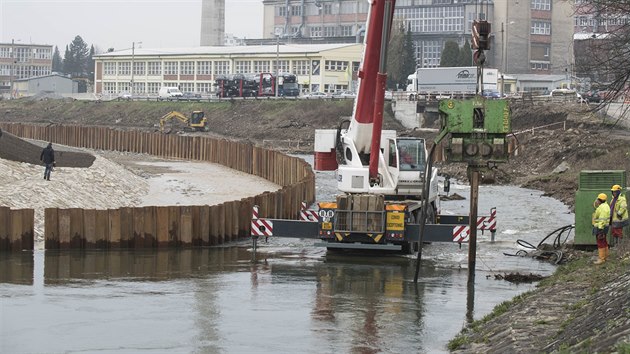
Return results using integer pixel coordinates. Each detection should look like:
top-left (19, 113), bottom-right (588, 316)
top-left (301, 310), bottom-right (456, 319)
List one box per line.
top-left (13, 73), bottom-right (77, 97)
top-left (93, 44), bottom-right (363, 95)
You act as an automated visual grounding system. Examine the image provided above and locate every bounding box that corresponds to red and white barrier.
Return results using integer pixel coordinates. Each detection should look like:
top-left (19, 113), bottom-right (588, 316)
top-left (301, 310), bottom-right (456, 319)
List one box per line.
top-left (453, 225), bottom-right (470, 243)
top-left (251, 205), bottom-right (273, 237)
top-left (299, 202), bottom-right (318, 222)
top-left (477, 208), bottom-right (497, 231)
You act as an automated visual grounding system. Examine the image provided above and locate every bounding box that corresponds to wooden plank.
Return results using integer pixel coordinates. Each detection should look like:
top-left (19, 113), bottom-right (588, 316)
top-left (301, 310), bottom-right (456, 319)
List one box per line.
top-left (43, 208), bottom-right (59, 250)
top-left (95, 209), bottom-right (109, 249)
top-left (132, 207), bottom-right (145, 248)
top-left (191, 206), bottom-right (201, 246)
top-left (9, 209), bottom-right (23, 251)
top-left (83, 209), bottom-right (97, 249)
top-left (143, 206), bottom-right (156, 248)
top-left (69, 208), bottom-right (84, 249)
top-left (199, 205), bottom-right (210, 246)
top-left (58, 209), bottom-right (71, 249)
top-left (108, 209), bottom-right (122, 249)
top-left (232, 201), bottom-right (240, 241)
top-left (209, 205), bottom-right (219, 246)
top-left (168, 206), bottom-right (180, 247)
top-left (0, 207), bottom-right (10, 251)
top-left (119, 207), bottom-right (133, 249)
top-left (180, 206), bottom-right (193, 246)
top-left (217, 204), bottom-right (225, 245)
top-left (224, 202), bottom-right (233, 243)
top-left (156, 207), bottom-right (170, 248)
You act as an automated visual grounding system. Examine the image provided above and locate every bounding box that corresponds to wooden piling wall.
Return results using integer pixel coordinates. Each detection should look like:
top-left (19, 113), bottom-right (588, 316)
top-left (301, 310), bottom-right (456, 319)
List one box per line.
top-left (0, 207), bottom-right (34, 251)
top-left (0, 123), bottom-right (315, 249)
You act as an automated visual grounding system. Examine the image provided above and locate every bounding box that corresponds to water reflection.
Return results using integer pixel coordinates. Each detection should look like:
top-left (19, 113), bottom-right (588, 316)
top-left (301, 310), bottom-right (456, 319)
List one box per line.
top-left (0, 252), bottom-right (33, 285)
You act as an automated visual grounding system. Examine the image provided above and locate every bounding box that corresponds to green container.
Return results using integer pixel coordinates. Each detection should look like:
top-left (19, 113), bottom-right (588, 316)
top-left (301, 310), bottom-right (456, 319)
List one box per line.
top-left (574, 170), bottom-right (627, 246)
top-left (438, 97), bottom-right (511, 164)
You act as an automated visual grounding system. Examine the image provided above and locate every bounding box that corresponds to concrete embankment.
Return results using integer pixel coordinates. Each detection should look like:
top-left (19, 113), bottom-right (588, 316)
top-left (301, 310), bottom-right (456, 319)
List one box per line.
top-left (450, 247), bottom-right (630, 353)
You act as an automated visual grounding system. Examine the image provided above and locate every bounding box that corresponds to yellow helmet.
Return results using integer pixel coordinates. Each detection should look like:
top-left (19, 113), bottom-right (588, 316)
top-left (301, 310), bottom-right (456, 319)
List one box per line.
top-left (598, 193), bottom-right (607, 201)
top-left (611, 185), bottom-right (622, 192)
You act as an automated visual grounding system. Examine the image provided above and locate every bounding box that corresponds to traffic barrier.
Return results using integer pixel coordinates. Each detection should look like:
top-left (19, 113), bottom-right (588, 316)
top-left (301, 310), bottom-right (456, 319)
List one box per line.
top-left (0, 123), bottom-right (315, 249)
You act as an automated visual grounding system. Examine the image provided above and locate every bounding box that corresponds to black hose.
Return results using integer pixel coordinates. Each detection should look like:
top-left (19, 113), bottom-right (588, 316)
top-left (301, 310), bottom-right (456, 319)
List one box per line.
top-left (505, 224), bottom-right (574, 264)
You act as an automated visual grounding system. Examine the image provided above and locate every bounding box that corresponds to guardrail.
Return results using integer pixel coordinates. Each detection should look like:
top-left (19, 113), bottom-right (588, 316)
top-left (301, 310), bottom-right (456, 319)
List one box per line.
top-left (0, 123), bottom-right (315, 250)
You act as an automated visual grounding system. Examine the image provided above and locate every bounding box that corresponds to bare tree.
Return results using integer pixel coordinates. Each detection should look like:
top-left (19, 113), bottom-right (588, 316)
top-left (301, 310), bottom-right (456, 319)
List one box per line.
top-left (571, 0), bottom-right (629, 122)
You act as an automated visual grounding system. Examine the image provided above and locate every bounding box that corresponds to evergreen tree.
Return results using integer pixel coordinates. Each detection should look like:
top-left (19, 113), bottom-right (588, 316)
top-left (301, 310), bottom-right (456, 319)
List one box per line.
top-left (52, 46), bottom-right (63, 73)
top-left (67, 35), bottom-right (90, 77)
top-left (87, 45), bottom-right (96, 80)
top-left (440, 41), bottom-right (460, 67)
top-left (386, 22), bottom-right (405, 90)
top-left (401, 23), bottom-right (417, 86)
top-left (62, 45), bottom-right (73, 74)
top-left (458, 40), bottom-right (473, 67)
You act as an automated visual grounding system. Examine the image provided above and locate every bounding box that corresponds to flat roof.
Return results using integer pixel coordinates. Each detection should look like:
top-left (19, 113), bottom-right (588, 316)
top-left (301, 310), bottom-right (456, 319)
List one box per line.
top-left (94, 43), bottom-right (361, 58)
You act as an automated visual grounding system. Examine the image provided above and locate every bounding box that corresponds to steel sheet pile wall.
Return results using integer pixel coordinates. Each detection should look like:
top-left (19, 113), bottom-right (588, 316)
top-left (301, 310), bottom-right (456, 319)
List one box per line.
top-left (0, 207), bottom-right (34, 251)
top-left (0, 123), bottom-right (315, 249)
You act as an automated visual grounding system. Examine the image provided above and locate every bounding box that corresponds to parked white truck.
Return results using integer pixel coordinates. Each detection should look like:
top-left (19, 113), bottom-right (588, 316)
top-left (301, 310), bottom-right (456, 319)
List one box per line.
top-left (406, 66), bottom-right (499, 100)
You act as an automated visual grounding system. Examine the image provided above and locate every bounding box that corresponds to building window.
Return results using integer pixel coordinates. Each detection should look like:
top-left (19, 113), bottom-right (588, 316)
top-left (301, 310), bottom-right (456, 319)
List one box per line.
top-left (164, 61), bottom-right (178, 75)
top-left (0, 64), bottom-right (10, 76)
top-left (273, 60), bottom-right (289, 73)
top-left (117, 82), bottom-right (130, 93)
top-left (147, 82), bottom-right (161, 94)
top-left (0, 47), bottom-right (10, 58)
top-left (530, 61), bottom-right (551, 70)
top-left (310, 26), bottom-right (322, 37)
top-left (147, 62), bottom-right (161, 76)
top-left (180, 61), bottom-right (194, 75)
top-left (197, 61), bottom-right (211, 75)
top-left (214, 61), bottom-right (230, 75)
top-left (133, 62), bottom-right (145, 76)
top-left (235, 60), bottom-right (251, 73)
top-left (163, 82), bottom-right (178, 88)
top-left (118, 62), bottom-right (131, 76)
top-left (324, 26), bottom-right (336, 37)
top-left (325, 60), bottom-right (348, 71)
top-left (531, 21), bottom-right (551, 35)
top-left (276, 5), bottom-right (286, 17)
top-left (180, 82), bottom-right (194, 92)
top-left (290, 5), bottom-right (302, 16)
top-left (421, 40), bottom-right (441, 68)
top-left (531, 0), bottom-right (551, 11)
top-left (340, 25), bottom-right (353, 36)
top-left (253, 60), bottom-right (270, 73)
top-left (196, 82), bottom-right (212, 93)
top-left (103, 82), bottom-right (116, 94)
top-left (15, 48), bottom-right (30, 62)
top-left (292, 60), bottom-right (310, 75)
top-left (104, 62), bottom-right (116, 76)
top-left (132, 82), bottom-right (145, 94)
top-left (323, 3), bottom-right (333, 15)
top-left (35, 48), bottom-right (51, 60)
top-left (396, 6), bottom-right (464, 33)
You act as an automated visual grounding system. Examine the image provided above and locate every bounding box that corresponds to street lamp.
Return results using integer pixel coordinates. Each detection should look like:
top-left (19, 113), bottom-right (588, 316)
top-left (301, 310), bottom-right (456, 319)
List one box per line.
top-left (130, 41), bottom-right (142, 96)
top-left (275, 35), bottom-right (280, 97)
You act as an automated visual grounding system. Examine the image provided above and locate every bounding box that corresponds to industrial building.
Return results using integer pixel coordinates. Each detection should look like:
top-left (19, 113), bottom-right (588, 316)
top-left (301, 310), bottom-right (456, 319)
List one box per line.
top-left (92, 43), bottom-right (362, 96)
top-left (0, 42), bottom-right (53, 95)
top-left (13, 73), bottom-right (77, 97)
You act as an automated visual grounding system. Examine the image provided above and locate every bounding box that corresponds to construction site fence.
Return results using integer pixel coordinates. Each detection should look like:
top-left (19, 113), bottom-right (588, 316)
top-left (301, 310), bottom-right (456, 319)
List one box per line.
top-left (0, 123), bottom-right (315, 251)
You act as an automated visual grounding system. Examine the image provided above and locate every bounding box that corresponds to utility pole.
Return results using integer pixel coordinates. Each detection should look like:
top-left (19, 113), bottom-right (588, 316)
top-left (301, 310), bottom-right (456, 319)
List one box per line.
top-left (275, 35), bottom-right (280, 98)
top-left (9, 39), bottom-right (16, 98)
top-left (131, 42), bottom-right (135, 96)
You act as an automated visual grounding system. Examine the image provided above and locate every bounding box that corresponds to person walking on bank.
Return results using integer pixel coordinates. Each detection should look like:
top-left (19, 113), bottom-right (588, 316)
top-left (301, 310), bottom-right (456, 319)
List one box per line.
top-left (610, 185), bottom-right (628, 246)
top-left (40, 142), bottom-right (55, 181)
top-left (592, 193), bottom-right (610, 265)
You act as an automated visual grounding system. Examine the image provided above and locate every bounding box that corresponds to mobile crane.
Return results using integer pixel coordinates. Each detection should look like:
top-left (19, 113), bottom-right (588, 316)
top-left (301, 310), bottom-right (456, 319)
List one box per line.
top-left (159, 111), bottom-right (209, 133)
top-left (251, 0), bottom-right (509, 254)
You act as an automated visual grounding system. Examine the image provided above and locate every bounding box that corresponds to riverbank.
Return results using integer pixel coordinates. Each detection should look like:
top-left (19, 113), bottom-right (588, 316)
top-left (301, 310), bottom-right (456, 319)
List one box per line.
top-left (449, 243), bottom-right (630, 353)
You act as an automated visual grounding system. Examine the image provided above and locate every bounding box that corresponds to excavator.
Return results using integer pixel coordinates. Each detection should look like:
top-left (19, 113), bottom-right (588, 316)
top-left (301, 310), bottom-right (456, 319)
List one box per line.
top-left (159, 111), bottom-right (209, 133)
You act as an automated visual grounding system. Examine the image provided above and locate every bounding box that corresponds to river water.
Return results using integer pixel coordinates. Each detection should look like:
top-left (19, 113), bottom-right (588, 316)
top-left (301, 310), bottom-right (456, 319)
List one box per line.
top-left (1, 157), bottom-right (575, 353)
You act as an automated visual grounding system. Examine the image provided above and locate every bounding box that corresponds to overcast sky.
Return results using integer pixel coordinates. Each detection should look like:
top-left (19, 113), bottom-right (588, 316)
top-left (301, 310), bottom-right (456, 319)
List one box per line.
top-left (0, 0), bottom-right (263, 52)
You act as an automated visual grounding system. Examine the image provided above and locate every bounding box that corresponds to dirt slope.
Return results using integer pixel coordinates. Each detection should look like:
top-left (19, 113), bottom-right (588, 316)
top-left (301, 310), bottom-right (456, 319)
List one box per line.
top-left (0, 128), bottom-right (95, 167)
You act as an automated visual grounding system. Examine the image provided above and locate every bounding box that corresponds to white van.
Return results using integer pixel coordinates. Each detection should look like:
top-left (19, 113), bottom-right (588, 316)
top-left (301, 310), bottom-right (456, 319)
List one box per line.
top-left (158, 87), bottom-right (183, 100)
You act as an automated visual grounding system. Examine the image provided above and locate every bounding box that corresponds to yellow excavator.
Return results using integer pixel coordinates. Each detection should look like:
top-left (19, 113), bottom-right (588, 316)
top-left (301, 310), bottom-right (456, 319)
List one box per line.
top-left (159, 111), bottom-right (209, 133)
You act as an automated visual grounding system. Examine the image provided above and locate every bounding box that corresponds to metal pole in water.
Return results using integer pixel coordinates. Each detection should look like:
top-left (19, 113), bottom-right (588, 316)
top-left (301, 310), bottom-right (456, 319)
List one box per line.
top-left (468, 168), bottom-right (479, 277)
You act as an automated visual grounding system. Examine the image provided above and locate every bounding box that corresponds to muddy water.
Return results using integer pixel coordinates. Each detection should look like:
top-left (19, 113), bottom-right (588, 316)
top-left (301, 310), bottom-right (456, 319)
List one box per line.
top-left (1, 157), bottom-right (575, 353)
